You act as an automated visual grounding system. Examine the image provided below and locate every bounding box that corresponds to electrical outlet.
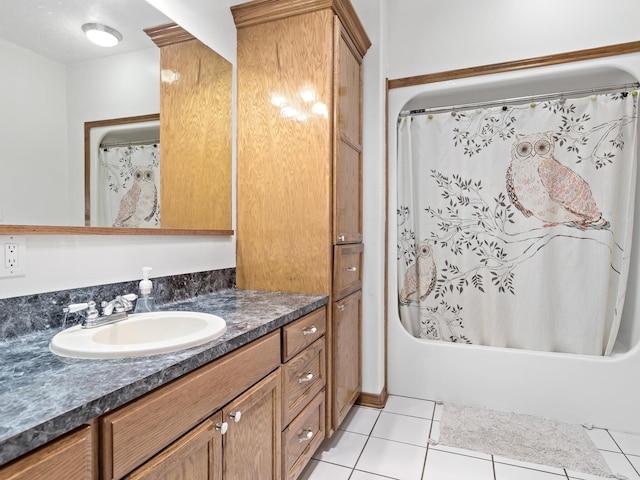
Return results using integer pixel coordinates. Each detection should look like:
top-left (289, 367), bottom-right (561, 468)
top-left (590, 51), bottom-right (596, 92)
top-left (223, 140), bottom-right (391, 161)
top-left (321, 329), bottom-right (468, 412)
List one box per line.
top-left (5, 243), bottom-right (17, 268)
top-left (0, 236), bottom-right (26, 278)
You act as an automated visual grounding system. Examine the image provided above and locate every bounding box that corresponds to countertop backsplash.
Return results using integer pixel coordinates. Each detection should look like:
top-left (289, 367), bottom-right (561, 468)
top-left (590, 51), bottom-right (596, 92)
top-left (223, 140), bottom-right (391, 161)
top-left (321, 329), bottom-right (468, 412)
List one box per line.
top-left (0, 268), bottom-right (236, 341)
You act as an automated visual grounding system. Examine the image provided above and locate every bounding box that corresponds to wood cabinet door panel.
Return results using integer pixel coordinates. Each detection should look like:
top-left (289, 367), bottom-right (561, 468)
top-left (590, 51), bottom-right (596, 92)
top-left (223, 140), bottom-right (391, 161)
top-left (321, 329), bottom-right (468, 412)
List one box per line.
top-left (0, 426), bottom-right (93, 480)
top-left (337, 29), bottom-right (362, 147)
top-left (332, 290), bottom-right (362, 428)
top-left (223, 369), bottom-right (281, 480)
top-left (125, 414), bottom-right (222, 480)
top-left (335, 139), bottom-right (362, 244)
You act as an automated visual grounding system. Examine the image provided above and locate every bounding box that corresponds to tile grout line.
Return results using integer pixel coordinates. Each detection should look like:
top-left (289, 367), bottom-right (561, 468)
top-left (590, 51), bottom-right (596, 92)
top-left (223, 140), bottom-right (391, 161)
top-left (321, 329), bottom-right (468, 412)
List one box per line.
top-left (421, 416), bottom-right (437, 480)
top-left (346, 408), bottom-right (384, 479)
top-left (605, 429), bottom-right (640, 478)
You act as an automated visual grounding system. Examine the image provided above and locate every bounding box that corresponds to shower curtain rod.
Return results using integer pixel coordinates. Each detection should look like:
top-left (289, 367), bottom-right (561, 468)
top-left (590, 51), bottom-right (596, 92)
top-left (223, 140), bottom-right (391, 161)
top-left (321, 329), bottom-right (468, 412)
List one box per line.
top-left (100, 139), bottom-right (160, 148)
top-left (399, 82), bottom-right (640, 118)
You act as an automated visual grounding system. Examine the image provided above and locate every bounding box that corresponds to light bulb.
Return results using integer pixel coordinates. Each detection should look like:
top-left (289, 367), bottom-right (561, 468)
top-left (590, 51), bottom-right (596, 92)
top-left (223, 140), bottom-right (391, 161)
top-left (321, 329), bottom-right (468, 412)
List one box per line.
top-left (82, 23), bottom-right (122, 48)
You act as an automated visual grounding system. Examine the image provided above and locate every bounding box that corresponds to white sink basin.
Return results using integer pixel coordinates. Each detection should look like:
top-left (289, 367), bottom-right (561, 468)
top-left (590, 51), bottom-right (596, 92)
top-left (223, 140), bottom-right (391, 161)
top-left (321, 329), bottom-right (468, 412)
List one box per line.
top-left (50, 311), bottom-right (227, 359)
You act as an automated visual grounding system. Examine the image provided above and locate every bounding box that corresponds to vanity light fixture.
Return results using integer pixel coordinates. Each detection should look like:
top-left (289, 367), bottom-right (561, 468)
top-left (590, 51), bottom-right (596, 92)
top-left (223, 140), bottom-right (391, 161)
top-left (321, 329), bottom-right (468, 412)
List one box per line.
top-left (81, 23), bottom-right (123, 47)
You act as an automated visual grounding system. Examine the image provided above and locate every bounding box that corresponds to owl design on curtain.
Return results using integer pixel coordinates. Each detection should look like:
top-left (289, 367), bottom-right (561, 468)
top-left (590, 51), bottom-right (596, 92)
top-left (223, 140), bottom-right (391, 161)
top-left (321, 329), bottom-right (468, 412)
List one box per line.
top-left (113, 166), bottom-right (158, 227)
top-left (506, 132), bottom-right (609, 230)
top-left (399, 240), bottom-right (437, 305)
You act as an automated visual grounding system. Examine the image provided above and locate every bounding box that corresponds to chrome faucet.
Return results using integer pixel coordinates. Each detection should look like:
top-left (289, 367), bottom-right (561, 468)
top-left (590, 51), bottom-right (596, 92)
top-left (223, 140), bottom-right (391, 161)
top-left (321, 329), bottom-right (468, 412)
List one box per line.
top-left (63, 294), bottom-right (138, 329)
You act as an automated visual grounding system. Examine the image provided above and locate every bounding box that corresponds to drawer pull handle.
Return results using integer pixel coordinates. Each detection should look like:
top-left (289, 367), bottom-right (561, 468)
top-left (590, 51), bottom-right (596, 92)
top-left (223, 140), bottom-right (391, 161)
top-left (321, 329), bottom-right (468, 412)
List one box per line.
top-left (229, 411), bottom-right (242, 423)
top-left (299, 372), bottom-right (314, 383)
top-left (215, 422), bottom-right (228, 435)
top-left (338, 235), bottom-right (345, 242)
top-left (337, 305), bottom-right (345, 311)
top-left (346, 266), bottom-right (357, 272)
top-left (303, 325), bottom-right (317, 336)
top-left (298, 428), bottom-right (314, 443)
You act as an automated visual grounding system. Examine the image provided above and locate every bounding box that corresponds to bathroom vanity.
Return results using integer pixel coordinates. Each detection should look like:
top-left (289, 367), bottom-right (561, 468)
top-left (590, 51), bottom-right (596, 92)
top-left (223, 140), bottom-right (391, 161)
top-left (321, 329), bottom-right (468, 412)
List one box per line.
top-left (0, 289), bottom-right (327, 480)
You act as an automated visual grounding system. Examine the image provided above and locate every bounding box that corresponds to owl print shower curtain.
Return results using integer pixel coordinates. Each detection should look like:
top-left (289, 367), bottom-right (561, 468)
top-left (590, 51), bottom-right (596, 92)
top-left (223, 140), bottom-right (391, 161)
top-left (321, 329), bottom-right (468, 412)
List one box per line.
top-left (397, 90), bottom-right (638, 355)
top-left (97, 144), bottom-right (161, 228)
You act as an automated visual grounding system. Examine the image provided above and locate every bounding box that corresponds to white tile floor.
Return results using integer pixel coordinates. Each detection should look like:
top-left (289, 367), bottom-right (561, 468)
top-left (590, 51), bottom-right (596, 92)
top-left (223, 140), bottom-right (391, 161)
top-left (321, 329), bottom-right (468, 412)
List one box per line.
top-left (299, 395), bottom-right (640, 480)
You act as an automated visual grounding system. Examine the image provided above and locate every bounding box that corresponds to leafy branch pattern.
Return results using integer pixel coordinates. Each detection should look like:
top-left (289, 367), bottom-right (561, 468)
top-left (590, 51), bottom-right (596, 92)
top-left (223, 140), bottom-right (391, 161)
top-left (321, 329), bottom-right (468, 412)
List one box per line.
top-left (453, 94), bottom-right (635, 168)
top-left (453, 110), bottom-right (517, 157)
top-left (101, 145), bottom-right (160, 193)
top-left (549, 98), bottom-right (636, 169)
top-left (419, 300), bottom-right (471, 343)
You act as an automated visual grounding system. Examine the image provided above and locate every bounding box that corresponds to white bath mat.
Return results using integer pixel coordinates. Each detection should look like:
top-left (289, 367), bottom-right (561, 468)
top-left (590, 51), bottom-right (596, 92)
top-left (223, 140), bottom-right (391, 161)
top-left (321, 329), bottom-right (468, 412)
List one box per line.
top-left (437, 403), bottom-right (613, 477)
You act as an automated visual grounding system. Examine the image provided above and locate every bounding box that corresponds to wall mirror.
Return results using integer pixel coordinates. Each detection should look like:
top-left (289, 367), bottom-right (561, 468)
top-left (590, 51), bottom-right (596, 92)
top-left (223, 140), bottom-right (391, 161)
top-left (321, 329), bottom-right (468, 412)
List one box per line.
top-left (0, 0), bottom-right (233, 235)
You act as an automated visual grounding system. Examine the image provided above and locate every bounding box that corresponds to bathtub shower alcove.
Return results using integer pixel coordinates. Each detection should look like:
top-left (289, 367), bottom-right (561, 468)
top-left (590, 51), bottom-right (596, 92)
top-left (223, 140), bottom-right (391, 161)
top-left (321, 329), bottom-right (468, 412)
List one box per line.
top-left (387, 52), bottom-right (640, 434)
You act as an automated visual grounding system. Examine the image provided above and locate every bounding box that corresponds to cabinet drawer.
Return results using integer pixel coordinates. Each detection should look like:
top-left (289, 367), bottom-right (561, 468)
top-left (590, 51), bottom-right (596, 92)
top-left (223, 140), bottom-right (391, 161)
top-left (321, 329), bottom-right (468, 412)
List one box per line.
top-left (0, 426), bottom-right (93, 480)
top-left (281, 307), bottom-right (326, 362)
top-left (333, 243), bottom-right (363, 300)
top-left (101, 331), bottom-right (280, 480)
top-left (282, 390), bottom-right (325, 480)
top-left (282, 337), bottom-right (326, 426)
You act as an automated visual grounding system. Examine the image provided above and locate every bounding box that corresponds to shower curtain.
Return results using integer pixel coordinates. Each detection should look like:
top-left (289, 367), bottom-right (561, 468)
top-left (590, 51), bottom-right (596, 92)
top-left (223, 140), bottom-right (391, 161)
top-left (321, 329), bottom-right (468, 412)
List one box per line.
top-left (97, 144), bottom-right (161, 228)
top-left (397, 90), bottom-right (638, 355)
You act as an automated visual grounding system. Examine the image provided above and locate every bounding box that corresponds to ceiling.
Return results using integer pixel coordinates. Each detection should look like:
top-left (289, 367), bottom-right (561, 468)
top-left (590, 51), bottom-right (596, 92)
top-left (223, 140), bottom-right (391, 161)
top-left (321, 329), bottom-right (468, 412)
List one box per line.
top-left (0, 0), bottom-right (172, 65)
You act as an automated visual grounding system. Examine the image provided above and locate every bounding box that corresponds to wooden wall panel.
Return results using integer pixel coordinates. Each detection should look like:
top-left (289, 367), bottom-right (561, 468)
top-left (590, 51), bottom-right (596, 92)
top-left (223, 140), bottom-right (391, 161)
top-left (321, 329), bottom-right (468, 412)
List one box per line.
top-left (159, 39), bottom-right (232, 230)
top-left (236, 10), bottom-right (335, 295)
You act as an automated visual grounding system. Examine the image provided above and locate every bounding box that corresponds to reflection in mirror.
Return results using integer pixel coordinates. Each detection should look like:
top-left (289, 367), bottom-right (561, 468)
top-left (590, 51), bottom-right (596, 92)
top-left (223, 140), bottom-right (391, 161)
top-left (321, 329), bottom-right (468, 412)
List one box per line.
top-left (85, 114), bottom-right (160, 228)
top-left (0, 0), bottom-right (233, 235)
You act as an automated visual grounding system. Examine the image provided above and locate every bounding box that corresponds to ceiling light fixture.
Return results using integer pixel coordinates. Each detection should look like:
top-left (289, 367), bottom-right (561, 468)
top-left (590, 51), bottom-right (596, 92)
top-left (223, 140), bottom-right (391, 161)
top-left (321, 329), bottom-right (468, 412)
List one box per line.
top-left (81, 23), bottom-right (123, 47)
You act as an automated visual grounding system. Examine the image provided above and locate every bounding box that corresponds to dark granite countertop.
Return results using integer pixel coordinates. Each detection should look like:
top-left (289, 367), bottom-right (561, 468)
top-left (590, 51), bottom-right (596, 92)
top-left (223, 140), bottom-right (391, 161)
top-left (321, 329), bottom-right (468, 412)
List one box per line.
top-left (0, 288), bottom-right (327, 467)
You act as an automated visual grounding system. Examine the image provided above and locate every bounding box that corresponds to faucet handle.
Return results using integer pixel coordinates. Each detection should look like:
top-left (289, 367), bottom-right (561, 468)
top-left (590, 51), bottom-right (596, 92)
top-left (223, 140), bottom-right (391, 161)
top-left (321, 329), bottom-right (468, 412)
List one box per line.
top-left (101, 294), bottom-right (138, 315)
top-left (63, 300), bottom-right (99, 319)
top-left (64, 302), bottom-right (91, 314)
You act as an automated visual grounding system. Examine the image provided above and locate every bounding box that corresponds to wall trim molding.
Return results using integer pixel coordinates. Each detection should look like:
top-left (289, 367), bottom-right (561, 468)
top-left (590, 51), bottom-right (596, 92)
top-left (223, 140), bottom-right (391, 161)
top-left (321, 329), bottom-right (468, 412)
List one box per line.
top-left (144, 22), bottom-right (195, 48)
top-left (388, 40), bottom-right (640, 90)
top-left (357, 387), bottom-right (388, 409)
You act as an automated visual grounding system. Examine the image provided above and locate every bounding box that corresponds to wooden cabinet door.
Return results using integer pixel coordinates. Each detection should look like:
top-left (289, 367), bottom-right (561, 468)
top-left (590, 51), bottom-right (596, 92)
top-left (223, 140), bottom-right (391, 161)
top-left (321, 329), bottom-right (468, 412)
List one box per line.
top-left (334, 26), bottom-right (363, 245)
top-left (125, 414), bottom-right (223, 480)
top-left (0, 426), bottom-right (93, 480)
top-left (332, 290), bottom-right (362, 428)
top-left (223, 369), bottom-right (281, 480)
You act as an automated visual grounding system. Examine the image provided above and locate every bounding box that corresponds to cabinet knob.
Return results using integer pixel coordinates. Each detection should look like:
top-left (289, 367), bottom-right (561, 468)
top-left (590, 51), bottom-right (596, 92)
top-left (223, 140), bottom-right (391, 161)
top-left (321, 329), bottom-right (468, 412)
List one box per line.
top-left (337, 235), bottom-right (345, 242)
top-left (337, 304), bottom-right (345, 311)
top-left (298, 372), bottom-right (314, 384)
top-left (215, 422), bottom-right (228, 435)
top-left (346, 266), bottom-right (357, 272)
top-left (298, 428), bottom-right (314, 443)
top-left (229, 411), bottom-right (242, 423)
top-left (303, 325), bottom-right (317, 336)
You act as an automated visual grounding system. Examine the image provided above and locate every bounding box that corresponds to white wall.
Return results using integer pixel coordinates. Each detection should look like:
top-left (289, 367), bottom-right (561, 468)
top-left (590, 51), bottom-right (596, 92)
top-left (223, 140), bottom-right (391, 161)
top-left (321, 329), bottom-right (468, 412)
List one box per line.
top-left (388, 0), bottom-right (640, 80)
top-left (66, 47), bottom-right (160, 225)
top-left (0, 39), bottom-right (69, 225)
top-left (351, 0), bottom-right (388, 397)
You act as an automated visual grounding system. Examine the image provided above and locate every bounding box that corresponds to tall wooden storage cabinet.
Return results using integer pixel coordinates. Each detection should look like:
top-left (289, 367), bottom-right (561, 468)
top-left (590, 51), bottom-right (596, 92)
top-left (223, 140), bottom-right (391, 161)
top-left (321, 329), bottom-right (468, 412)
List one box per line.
top-left (232, 0), bottom-right (370, 434)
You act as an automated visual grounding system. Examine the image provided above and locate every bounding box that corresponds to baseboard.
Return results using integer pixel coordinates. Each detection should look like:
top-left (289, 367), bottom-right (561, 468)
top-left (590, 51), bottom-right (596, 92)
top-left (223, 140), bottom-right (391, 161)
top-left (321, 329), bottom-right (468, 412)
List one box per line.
top-left (357, 386), bottom-right (388, 409)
